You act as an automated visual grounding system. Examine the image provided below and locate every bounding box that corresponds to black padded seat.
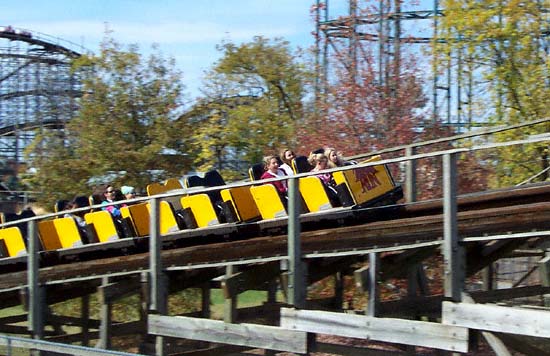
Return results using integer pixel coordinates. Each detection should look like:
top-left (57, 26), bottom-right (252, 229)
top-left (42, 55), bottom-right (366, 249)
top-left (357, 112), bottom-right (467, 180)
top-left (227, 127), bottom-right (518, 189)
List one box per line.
top-left (204, 170), bottom-right (225, 186)
top-left (249, 163), bottom-right (265, 181)
top-left (292, 156), bottom-right (313, 173)
top-left (54, 200), bottom-right (70, 213)
top-left (185, 175), bottom-right (206, 188)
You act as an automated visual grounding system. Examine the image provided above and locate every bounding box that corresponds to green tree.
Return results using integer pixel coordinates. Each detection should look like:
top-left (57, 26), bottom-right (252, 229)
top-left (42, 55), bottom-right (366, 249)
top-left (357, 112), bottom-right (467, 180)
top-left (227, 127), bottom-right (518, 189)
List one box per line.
top-left (188, 36), bottom-right (308, 177)
top-left (25, 35), bottom-right (190, 206)
top-left (437, 0), bottom-right (550, 186)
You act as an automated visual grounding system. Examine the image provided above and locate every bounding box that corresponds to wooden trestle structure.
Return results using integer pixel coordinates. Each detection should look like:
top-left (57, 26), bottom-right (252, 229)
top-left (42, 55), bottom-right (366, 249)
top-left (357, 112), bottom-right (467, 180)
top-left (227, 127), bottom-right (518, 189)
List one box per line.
top-left (2, 151), bottom-right (550, 355)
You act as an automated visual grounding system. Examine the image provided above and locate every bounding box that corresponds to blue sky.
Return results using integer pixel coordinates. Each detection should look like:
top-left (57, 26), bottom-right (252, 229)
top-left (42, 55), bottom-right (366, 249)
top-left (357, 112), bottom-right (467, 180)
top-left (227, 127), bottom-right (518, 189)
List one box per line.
top-left (2, 0), bottom-right (327, 100)
top-left (3, 0), bottom-right (434, 101)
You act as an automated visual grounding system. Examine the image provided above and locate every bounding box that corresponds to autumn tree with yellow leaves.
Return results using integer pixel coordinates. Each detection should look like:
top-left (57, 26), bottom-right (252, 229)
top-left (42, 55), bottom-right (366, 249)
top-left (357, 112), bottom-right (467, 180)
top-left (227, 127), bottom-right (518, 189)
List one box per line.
top-left (437, 0), bottom-right (550, 187)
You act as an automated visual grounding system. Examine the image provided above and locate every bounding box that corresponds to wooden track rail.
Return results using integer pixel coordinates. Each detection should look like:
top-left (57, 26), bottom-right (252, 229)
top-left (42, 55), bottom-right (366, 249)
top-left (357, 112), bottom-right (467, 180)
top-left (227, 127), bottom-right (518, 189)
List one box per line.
top-left (2, 197), bottom-right (550, 290)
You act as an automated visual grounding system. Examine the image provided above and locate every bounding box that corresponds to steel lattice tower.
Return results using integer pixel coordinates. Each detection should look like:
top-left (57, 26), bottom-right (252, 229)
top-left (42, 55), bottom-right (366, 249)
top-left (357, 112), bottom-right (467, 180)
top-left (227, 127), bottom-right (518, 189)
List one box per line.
top-left (0, 26), bottom-right (84, 191)
top-left (314, 0), bottom-right (453, 125)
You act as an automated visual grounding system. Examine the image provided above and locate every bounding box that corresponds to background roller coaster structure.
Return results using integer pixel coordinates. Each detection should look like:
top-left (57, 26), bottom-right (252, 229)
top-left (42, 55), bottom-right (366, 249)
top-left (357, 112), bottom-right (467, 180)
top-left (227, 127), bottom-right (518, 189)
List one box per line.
top-left (0, 25), bottom-right (85, 212)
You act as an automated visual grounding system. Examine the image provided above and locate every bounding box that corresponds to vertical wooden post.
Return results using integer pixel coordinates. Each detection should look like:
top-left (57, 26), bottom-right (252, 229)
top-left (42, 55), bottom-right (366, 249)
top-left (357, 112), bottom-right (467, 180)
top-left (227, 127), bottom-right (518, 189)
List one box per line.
top-left (139, 272), bottom-right (152, 354)
top-left (98, 276), bottom-right (112, 349)
top-left (288, 177), bottom-right (313, 355)
top-left (267, 280), bottom-right (277, 304)
top-left (407, 266), bottom-right (419, 297)
top-left (27, 220), bottom-right (44, 356)
top-left (333, 272), bottom-right (343, 309)
top-left (443, 152), bottom-right (463, 302)
top-left (288, 177), bottom-right (306, 309)
top-left (201, 282), bottom-right (211, 318)
top-left (81, 294), bottom-right (90, 346)
top-left (367, 252), bottom-right (379, 316)
top-left (149, 197), bottom-right (167, 356)
top-left (224, 265), bottom-right (237, 323)
top-left (539, 252), bottom-right (550, 307)
top-left (416, 264), bottom-right (430, 296)
top-left (405, 146), bottom-right (417, 203)
top-left (482, 264), bottom-right (494, 291)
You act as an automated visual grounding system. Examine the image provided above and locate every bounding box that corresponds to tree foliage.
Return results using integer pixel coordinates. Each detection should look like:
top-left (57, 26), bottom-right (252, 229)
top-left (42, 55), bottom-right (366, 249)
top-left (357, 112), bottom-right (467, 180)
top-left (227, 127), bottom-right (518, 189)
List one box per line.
top-left (24, 35), bottom-right (190, 206)
top-left (187, 36), bottom-right (308, 177)
top-left (299, 1), bottom-right (430, 158)
top-left (299, 58), bottom-right (427, 156)
top-left (438, 0), bottom-right (550, 186)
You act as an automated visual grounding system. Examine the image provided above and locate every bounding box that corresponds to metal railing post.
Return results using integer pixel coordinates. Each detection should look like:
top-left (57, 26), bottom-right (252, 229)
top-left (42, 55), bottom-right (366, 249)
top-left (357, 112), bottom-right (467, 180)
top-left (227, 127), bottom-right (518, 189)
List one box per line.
top-left (442, 152), bottom-right (463, 302)
top-left (367, 252), bottom-right (380, 316)
top-left (405, 146), bottom-right (417, 203)
top-left (149, 197), bottom-right (166, 356)
top-left (288, 177), bottom-right (306, 309)
top-left (27, 220), bottom-right (43, 339)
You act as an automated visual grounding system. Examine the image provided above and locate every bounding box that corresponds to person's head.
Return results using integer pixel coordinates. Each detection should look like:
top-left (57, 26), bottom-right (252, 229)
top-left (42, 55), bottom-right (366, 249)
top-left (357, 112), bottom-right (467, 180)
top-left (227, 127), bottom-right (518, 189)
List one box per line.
top-left (70, 195), bottom-right (89, 216)
top-left (309, 153), bottom-right (328, 170)
top-left (72, 195), bottom-right (89, 209)
top-left (263, 155), bottom-right (280, 173)
top-left (325, 147), bottom-right (342, 168)
top-left (103, 185), bottom-right (117, 201)
top-left (121, 185), bottom-right (136, 200)
top-left (280, 148), bottom-right (296, 165)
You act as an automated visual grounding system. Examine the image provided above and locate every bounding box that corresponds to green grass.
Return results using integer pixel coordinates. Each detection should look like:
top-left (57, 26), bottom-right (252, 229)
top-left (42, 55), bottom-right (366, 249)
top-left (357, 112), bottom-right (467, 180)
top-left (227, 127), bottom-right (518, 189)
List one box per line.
top-left (0, 305), bottom-right (25, 318)
top-left (209, 289), bottom-right (284, 319)
top-left (0, 305), bottom-right (30, 356)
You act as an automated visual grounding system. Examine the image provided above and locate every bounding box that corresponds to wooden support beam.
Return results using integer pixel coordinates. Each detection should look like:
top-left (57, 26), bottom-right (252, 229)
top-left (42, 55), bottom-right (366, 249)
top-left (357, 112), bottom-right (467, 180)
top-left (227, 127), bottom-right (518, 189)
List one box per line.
top-left (354, 264), bottom-right (370, 293)
top-left (367, 252), bottom-right (380, 317)
top-left (539, 254), bottom-right (550, 286)
top-left (442, 152), bottom-right (463, 302)
top-left (482, 264), bottom-right (494, 291)
top-left (381, 246), bottom-right (438, 280)
top-left (307, 257), bottom-right (360, 283)
top-left (478, 331), bottom-right (512, 356)
top-left (405, 146), bottom-right (417, 203)
top-left (81, 294), bottom-right (90, 346)
top-left (281, 308), bottom-right (468, 352)
top-left (0, 324), bottom-right (33, 335)
top-left (148, 314), bottom-right (308, 354)
top-left (540, 254), bottom-right (550, 306)
top-left (470, 284), bottom-right (550, 303)
top-left (99, 279), bottom-right (141, 302)
top-left (461, 294), bottom-right (511, 356)
top-left (149, 197), bottom-right (167, 356)
top-left (267, 280), bottom-right (277, 304)
top-left (97, 276), bottom-right (112, 349)
top-left (417, 264), bottom-right (430, 296)
top-left (166, 267), bottom-right (223, 291)
top-left (46, 314), bottom-right (100, 328)
top-left (407, 265), bottom-right (419, 297)
top-left (288, 177), bottom-right (306, 309)
top-left (27, 220), bottom-right (45, 356)
top-left (201, 282), bottom-right (210, 318)
top-left (355, 248), bottom-right (436, 294)
top-left (499, 333), bottom-right (550, 356)
top-left (442, 301), bottom-right (550, 338)
top-left (221, 261), bottom-right (281, 299)
top-left (333, 271), bottom-right (343, 309)
top-left (224, 265), bottom-right (237, 323)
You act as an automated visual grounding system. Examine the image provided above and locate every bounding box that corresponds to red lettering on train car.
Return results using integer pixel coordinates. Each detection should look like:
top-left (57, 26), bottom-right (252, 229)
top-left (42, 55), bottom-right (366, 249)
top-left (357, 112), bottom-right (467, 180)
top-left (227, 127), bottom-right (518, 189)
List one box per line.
top-left (354, 166), bottom-right (381, 193)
